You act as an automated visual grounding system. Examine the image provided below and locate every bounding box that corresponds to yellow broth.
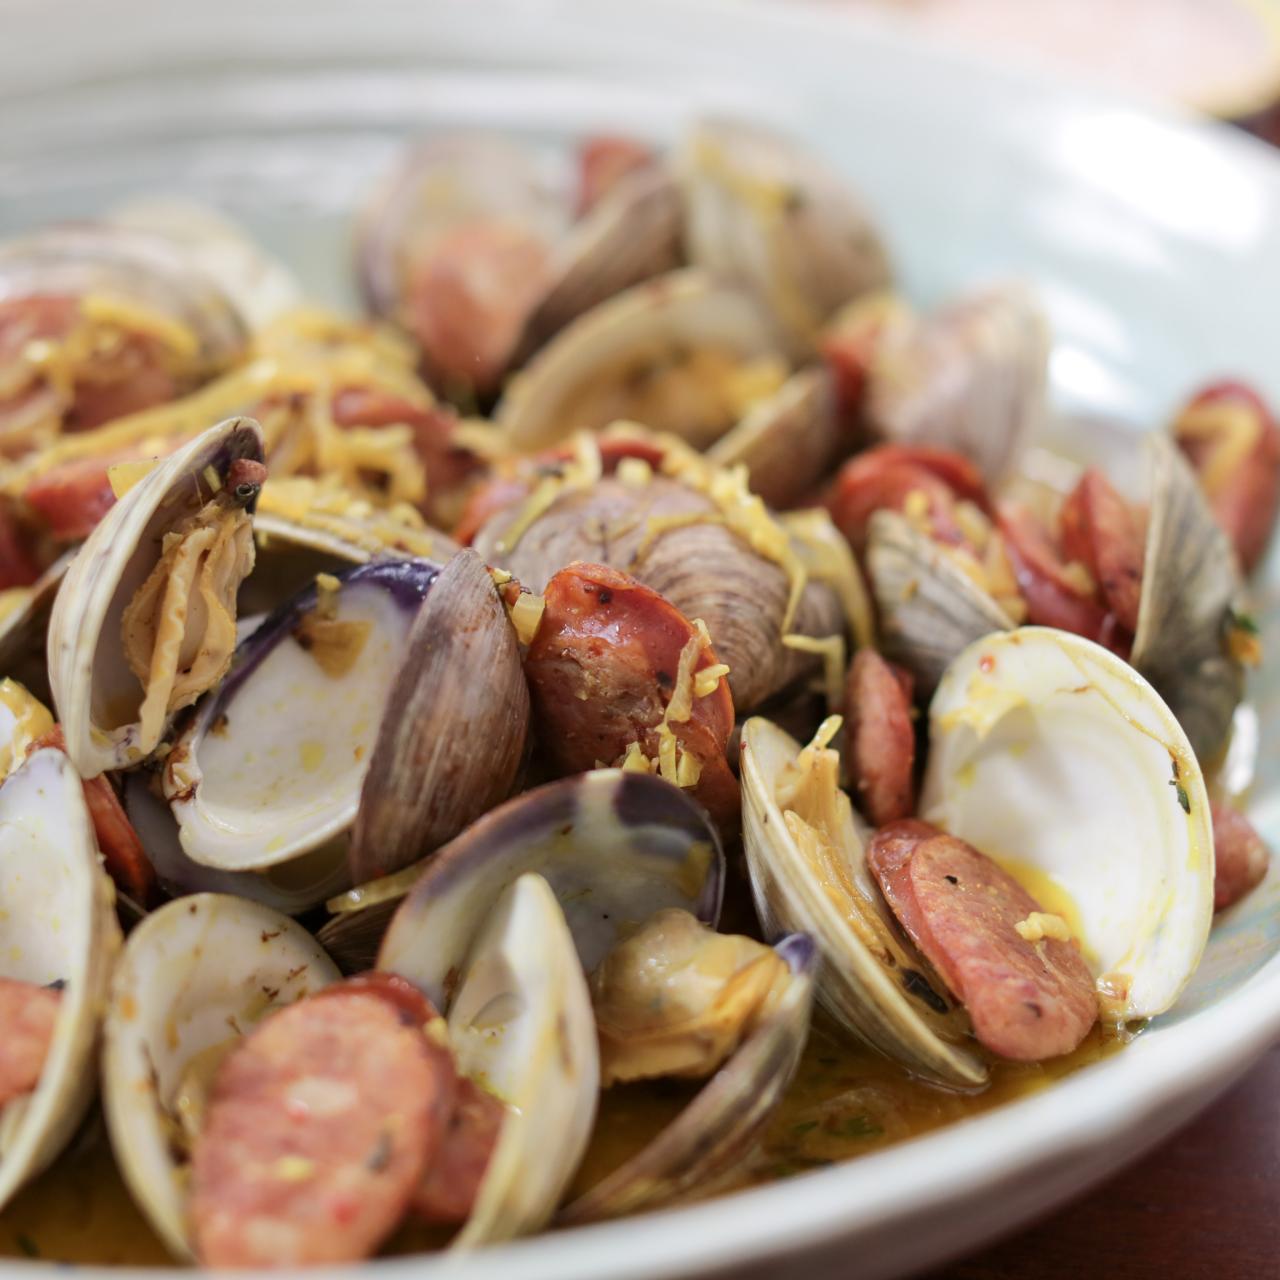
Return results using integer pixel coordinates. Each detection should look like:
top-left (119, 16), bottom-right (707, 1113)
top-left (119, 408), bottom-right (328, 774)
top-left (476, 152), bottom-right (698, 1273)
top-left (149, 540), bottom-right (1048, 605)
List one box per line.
top-left (0, 1022), bottom-right (1127, 1266)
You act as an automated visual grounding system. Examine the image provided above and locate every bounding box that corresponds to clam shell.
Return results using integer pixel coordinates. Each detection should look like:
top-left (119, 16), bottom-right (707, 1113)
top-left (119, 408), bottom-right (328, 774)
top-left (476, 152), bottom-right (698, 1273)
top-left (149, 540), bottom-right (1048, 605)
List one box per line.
top-left (740, 717), bottom-right (986, 1087)
top-left (559, 933), bottom-right (815, 1224)
top-left (679, 119), bottom-right (891, 359)
top-left (708, 366), bottom-right (843, 510)
top-left (47, 416), bottom-right (265, 778)
top-left (436, 873), bottom-right (599, 1247)
top-left (164, 558), bottom-right (440, 877)
top-left (922, 627), bottom-right (1214, 1022)
top-left (1131, 433), bottom-right (1244, 763)
top-left (347, 547), bottom-right (531, 884)
top-left (0, 223), bottom-right (247, 368)
top-left (0, 748), bottom-right (121, 1210)
top-left (866, 508), bottom-right (1016, 692)
top-left (495, 269), bottom-right (781, 453)
top-left (101, 894), bottom-right (339, 1259)
top-left (515, 163), bottom-right (684, 361)
top-left (375, 769), bottom-right (724, 996)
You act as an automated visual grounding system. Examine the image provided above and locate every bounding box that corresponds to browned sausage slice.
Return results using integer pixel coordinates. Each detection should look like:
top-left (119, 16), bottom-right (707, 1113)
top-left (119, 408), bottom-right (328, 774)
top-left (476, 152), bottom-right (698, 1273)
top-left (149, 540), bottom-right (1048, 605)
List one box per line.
top-left (868, 820), bottom-right (1097, 1061)
top-left (525, 562), bottom-right (739, 831)
top-left (1211, 802), bottom-right (1270, 912)
top-left (0, 978), bottom-right (61, 1107)
top-left (413, 1075), bottom-right (505, 1224)
top-left (1058, 468), bottom-right (1144, 634)
top-left (844, 648), bottom-right (916, 826)
top-left (189, 987), bottom-right (451, 1267)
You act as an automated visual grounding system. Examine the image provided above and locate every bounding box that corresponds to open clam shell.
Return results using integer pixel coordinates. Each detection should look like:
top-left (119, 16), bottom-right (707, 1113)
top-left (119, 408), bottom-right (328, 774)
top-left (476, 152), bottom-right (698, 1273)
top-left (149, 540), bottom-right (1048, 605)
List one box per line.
top-left (1131, 433), bottom-right (1245, 764)
top-left (348, 547), bottom-right (530, 884)
top-left (678, 119), bottom-right (891, 360)
top-left (495, 270), bottom-right (783, 453)
top-left (366, 769), bottom-right (725, 985)
top-left (740, 717), bottom-right (986, 1087)
top-left (163, 557), bottom-right (441, 879)
top-left (47, 416), bottom-right (265, 777)
top-left (867, 508), bottom-right (1017, 692)
top-left (922, 627), bottom-right (1214, 1022)
top-left (0, 748), bottom-right (121, 1210)
top-left (400, 872), bottom-right (600, 1247)
top-left (0, 223), bottom-right (248, 371)
top-left (560, 932), bottom-right (815, 1225)
top-left (515, 162), bottom-right (684, 361)
top-left (101, 893), bottom-right (339, 1259)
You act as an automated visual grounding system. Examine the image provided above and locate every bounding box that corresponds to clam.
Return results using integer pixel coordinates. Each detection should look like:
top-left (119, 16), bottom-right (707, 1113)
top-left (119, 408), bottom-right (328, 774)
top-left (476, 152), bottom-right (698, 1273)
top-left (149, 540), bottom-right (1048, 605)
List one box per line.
top-left (867, 432), bottom-right (1245, 757)
top-left (335, 767), bottom-right (724, 977)
top-left (514, 161), bottom-right (685, 361)
top-left (382, 871), bottom-right (599, 1246)
top-left (560, 923), bottom-right (815, 1224)
top-left (47, 416), bottom-right (265, 778)
top-left (740, 716), bottom-right (987, 1088)
top-left (861, 283), bottom-right (1049, 486)
top-left (101, 894), bottom-right (340, 1258)
top-left (922, 627), bottom-right (1214, 1022)
top-left (161, 558), bottom-right (441, 887)
top-left (108, 198), bottom-right (302, 332)
top-left (707, 365), bottom-right (845, 510)
top-left (0, 748), bottom-right (121, 1210)
top-left (678, 119), bottom-right (891, 359)
top-left (495, 270), bottom-right (787, 454)
top-left (473, 447), bottom-right (846, 711)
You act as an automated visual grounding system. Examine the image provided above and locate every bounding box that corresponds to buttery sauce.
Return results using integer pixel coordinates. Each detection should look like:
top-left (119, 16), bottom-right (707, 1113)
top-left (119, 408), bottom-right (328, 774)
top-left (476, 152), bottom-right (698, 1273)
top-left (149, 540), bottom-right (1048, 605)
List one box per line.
top-left (0, 1020), bottom-right (1126, 1266)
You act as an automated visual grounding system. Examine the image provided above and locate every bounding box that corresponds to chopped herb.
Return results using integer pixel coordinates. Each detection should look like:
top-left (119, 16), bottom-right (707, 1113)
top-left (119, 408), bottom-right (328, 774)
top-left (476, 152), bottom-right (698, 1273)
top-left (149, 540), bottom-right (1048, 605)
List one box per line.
top-left (1174, 783), bottom-right (1191, 814)
top-left (817, 1056), bottom-right (839, 1067)
top-left (828, 1114), bottom-right (883, 1140)
top-left (16, 1234), bottom-right (39, 1258)
top-left (365, 1131), bottom-right (393, 1173)
top-left (792, 1120), bottom-right (820, 1137)
top-left (1229, 609), bottom-right (1260, 636)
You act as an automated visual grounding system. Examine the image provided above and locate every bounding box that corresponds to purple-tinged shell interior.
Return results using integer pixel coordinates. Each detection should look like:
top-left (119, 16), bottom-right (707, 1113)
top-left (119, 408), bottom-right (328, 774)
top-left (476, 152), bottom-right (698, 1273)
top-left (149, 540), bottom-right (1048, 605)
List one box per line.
top-left (378, 768), bottom-right (726, 1008)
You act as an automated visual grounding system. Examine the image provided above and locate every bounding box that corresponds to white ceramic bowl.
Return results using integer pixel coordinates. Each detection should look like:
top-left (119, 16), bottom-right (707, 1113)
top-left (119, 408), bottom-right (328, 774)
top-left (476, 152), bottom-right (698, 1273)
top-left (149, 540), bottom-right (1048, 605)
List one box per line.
top-left (3, 1), bottom-right (1279, 1276)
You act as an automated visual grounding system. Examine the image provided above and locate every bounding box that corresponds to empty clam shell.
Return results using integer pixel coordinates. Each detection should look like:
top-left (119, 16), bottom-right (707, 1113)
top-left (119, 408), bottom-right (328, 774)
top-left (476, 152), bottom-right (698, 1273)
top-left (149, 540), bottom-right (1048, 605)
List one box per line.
top-left (740, 716), bottom-right (987, 1088)
top-left (679, 119), bottom-right (891, 359)
top-left (47, 416), bottom-right (265, 777)
top-left (922, 627), bottom-right (1214, 1022)
top-left (560, 932), bottom-right (815, 1224)
top-left (163, 558), bottom-right (441, 879)
top-left (0, 748), bottom-right (121, 1210)
top-left (101, 893), bottom-right (339, 1259)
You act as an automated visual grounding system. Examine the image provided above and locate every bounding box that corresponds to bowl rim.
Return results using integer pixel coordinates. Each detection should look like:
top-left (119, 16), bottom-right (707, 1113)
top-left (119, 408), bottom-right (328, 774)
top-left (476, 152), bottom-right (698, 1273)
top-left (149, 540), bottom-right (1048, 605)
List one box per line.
top-left (4, 0), bottom-right (1280, 1274)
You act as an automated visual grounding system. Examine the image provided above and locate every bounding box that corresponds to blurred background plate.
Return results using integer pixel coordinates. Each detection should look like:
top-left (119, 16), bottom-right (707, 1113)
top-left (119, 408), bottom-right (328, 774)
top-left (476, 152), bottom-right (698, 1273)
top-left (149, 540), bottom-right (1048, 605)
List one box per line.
top-left (2, 1), bottom-right (1280, 1277)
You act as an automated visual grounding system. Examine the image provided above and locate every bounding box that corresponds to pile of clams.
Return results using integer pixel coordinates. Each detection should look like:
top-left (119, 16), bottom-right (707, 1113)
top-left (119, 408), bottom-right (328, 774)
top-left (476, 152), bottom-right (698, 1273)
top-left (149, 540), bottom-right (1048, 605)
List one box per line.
top-left (0, 115), bottom-right (1275, 1270)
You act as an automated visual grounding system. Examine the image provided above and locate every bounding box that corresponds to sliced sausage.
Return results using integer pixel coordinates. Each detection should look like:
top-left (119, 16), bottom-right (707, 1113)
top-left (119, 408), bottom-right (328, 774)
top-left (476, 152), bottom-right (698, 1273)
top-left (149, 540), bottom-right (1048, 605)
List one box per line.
top-left (997, 503), bottom-right (1121, 652)
top-left (28, 725), bottom-right (156, 905)
top-left (0, 501), bottom-right (41, 589)
top-left (413, 1075), bottom-right (505, 1224)
top-left (189, 987), bottom-right (452, 1267)
top-left (1058, 468), bottom-right (1145, 634)
top-left (576, 136), bottom-right (657, 216)
top-left (24, 456), bottom-right (120, 543)
top-left (525, 562), bottom-right (739, 831)
top-left (0, 978), bottom-right (61, 1107)
top-left (1173, 381), bottom-right (1280, 575)
top-left (1211, 801), bottom-right (1270, 912)
top-left (868, 820), bottom-right (1097, 1061)
top-left (826, 444), bottom-right (989, 554)
top-left (844, 648), bottom-right (916, 826)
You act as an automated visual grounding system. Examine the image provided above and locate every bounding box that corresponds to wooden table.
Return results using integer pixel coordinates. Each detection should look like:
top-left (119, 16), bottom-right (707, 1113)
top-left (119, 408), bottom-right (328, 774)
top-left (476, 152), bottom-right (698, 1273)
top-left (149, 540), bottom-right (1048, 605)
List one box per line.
top-left (928, 1041), bottom-right (1280, 1279)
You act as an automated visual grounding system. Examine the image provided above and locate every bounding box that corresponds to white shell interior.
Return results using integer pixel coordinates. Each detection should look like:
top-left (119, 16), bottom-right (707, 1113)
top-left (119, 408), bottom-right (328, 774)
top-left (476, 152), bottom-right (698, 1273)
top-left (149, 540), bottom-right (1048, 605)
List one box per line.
top-left (101, 893), bottom-right (339, 1259)
top-left (167, 577), bottom-right (415, 871)
top-left (445, 873), bottom-right (600, 1248)
top-left (0, 749), bottom-right (120, 1209)
top-left (921, 627), bottom-right (1214, 1021)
